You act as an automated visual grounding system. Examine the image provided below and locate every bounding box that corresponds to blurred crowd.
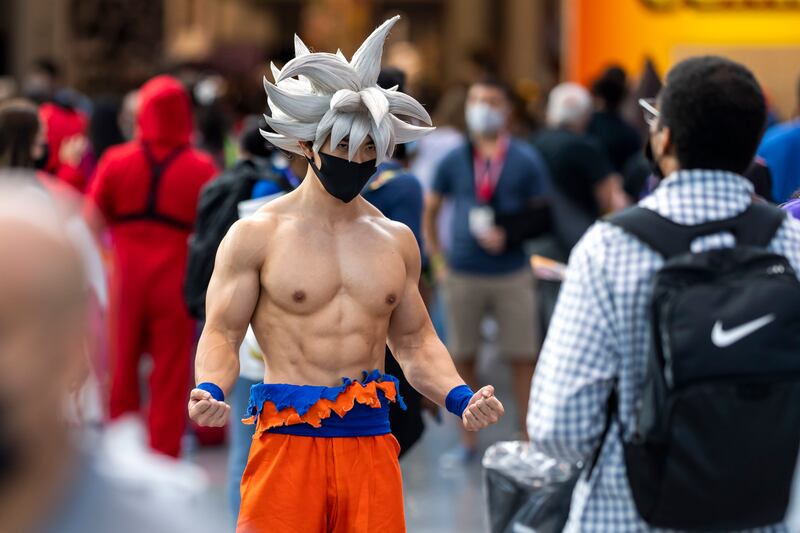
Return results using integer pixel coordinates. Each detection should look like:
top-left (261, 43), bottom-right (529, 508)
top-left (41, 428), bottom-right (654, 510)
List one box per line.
top-left (1, 47), bottom-right (800, 531)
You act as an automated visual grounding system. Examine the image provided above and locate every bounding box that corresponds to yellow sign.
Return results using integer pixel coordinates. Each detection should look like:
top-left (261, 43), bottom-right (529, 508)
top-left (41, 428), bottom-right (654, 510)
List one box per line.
top-left (641, 0), bottom-right (800, 9)
top-left (565, 0), bottom-right (800, 116)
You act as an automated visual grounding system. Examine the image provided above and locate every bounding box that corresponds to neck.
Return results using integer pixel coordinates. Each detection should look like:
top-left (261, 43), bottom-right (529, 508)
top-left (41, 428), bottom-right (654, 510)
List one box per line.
top-left (297, 166), bottom-right (362, 221)
top-left (473, 133), bottom-right (504, 158)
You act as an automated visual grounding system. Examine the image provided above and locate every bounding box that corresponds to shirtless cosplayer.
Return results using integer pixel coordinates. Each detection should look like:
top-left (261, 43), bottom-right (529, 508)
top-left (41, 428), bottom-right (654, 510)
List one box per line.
top-left (188, 17), bottom-right (505, 532)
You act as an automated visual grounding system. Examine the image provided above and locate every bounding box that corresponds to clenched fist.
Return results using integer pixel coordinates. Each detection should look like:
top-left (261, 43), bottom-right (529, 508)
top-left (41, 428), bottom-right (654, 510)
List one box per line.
top-left (462, 385), bottom-right (504, 431)
top-left (188, 388), bottom-right (231, 427)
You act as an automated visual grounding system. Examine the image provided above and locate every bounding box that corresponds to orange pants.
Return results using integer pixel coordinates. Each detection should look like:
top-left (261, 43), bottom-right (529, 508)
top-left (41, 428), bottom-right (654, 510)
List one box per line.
top-left (237, 432), bottom-right (406, 532)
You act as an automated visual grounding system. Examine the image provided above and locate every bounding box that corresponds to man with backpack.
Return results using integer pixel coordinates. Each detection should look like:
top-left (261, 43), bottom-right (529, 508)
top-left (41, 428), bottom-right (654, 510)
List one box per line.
top-left (527, 56), bottom-right (800, 532)
top-left (87, 75), bottom-right (218, 457)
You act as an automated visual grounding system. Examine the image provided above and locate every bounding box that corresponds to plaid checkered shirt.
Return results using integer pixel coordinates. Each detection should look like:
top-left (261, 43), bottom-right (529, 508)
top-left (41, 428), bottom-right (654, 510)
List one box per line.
top-left (528, 169), bottom-right (800, 532)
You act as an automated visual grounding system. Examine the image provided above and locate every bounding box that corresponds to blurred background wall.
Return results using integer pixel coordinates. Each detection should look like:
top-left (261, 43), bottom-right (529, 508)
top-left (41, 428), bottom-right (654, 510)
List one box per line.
top-left (1, 0), bottom-right (798, 116)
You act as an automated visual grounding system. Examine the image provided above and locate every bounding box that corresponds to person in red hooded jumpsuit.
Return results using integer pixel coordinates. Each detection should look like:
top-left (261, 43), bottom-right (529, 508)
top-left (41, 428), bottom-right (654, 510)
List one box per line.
top-left (88, 75), bottom-right (218, 457)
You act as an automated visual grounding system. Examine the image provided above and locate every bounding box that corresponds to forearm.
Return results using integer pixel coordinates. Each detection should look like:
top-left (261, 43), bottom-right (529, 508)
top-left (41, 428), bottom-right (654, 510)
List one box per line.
top-left (194, 325), bottom-right (241, 397)
top-left (495, 202), bottom-right (553, 248)
top-left (392, 334), bottom-right (465, 407)
top-left (422, 219), bottom-right (442, 257)
top-left (422, 212), bottom-right (447, 278)
top-left (422, 198), bottom-right (443, 257)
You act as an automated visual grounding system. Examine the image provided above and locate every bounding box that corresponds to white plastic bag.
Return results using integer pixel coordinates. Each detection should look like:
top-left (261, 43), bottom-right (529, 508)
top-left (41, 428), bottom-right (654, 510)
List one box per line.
top-left (482, 441), bottom-right (578, 533)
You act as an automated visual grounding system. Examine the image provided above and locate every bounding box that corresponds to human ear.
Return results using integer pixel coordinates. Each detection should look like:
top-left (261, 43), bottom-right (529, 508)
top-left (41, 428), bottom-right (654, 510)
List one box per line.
top-left (655, 126), bottom-right (672, 158)
top-left (298, 141), bottom-right (314, 160)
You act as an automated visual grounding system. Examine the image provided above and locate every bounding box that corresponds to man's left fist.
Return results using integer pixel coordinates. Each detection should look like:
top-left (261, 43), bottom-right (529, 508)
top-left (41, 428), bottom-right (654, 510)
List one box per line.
top-left (462, 385), bottom-right (504, 431)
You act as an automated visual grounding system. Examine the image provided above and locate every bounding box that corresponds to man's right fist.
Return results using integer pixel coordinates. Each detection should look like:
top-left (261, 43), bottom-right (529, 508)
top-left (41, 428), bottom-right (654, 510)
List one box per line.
top-left (188, 388), bottom-right (231, 427)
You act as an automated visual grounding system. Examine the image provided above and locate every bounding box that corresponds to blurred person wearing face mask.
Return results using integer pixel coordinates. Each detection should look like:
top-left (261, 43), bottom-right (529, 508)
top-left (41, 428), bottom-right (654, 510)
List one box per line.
top-left (192, 19), bottom-right (506, 531)
top-left (0, 179), bottom-right (213, 533)
top-left (424, 78), bottom-right (551, 463)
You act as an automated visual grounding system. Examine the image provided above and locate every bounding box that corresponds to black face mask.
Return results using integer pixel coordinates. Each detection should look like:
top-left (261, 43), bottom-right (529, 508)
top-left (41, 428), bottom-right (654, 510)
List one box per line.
top-left (33, 143), bottom-right (49, 171)
top-left (644, 136), bottom-right (664, 181)
top-left (307, 152), bottom-right (377, 203)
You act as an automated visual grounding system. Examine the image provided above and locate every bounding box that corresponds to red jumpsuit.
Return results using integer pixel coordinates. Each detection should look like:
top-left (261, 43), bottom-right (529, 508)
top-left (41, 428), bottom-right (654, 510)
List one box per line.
top-left (88, 76), bottom-right (217, 457)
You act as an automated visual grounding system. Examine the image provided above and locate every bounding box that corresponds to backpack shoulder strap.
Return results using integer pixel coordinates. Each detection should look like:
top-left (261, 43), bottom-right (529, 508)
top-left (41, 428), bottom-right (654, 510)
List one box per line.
top-left (734, 202), bottom-right (786, 248)
top-left (606, 203), bottom-right (787, 259)
top-left (605, 206), bottom-right (688, 258)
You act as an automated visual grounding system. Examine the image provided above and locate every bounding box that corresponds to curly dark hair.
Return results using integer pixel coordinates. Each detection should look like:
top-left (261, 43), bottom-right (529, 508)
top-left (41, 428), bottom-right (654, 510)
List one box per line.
top-left (659, 56), bottom-right (766, 174)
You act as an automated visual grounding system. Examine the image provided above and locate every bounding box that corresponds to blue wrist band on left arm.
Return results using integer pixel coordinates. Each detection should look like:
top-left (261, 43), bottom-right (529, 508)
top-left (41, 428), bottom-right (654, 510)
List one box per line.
top-left (197, 382), bottom-right (225, 402)
top-left (446, 384), bottom-right (475, 418)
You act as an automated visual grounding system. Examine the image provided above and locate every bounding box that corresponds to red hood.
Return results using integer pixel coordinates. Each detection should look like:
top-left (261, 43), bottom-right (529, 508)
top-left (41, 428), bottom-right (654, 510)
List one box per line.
top-left (136, 75), bottom-right (192, 146)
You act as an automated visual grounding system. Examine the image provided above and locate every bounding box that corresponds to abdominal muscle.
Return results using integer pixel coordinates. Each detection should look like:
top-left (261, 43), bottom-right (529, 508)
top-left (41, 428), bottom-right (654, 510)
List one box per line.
top-left (251, 295), bottom-right (393, 387)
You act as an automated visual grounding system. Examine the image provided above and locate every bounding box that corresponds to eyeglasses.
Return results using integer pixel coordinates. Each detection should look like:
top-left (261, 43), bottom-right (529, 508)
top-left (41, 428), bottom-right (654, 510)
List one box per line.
top-left (639, 98), bottom-right (659, 128)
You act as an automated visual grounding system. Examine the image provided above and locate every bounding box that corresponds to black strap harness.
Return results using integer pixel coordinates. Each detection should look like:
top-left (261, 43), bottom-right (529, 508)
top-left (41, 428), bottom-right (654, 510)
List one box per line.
top-left (115, 142), bottom-right (193, 231)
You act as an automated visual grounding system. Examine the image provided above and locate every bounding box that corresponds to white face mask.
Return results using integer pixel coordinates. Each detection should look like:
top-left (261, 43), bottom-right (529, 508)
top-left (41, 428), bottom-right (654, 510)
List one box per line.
top-left (465, 103), bottom-right (506, 136)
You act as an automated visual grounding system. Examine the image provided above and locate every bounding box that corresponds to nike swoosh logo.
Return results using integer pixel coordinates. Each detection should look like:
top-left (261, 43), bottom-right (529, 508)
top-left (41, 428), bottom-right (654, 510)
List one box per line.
top-left (711, 314), bottom-right (776, 348)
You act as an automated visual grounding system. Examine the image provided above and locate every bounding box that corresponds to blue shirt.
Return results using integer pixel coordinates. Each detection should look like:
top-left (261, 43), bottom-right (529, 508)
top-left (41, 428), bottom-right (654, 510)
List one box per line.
top-left (362, 160), bottom-right (425, 252)
top-left (758, 121), bottom-right (800, 203)
top-left (432, 138), bottom-right (547, 275)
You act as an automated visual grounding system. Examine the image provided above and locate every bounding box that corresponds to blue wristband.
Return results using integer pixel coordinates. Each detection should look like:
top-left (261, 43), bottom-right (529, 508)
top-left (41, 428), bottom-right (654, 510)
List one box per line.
top-left (197, 382), bottom-right (225, 402)
top-left (446, 384), bottom-right (475, 418)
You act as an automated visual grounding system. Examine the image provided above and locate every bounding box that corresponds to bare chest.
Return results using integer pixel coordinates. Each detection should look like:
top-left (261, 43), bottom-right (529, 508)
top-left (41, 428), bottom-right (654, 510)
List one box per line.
top-left (262, 224), bottom-right (407, 316)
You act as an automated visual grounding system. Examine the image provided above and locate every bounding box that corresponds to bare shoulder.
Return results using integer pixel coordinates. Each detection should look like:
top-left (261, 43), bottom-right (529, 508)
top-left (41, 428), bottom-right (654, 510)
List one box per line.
top-left (362, 202), bottom-right (414, 241)
top-left (365, 208), bottom-right (421, 269)
top-left (219, 211), bottom-right (282, 269)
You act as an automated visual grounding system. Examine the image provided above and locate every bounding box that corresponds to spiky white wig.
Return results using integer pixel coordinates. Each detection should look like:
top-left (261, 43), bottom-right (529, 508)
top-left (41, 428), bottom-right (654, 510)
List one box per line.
top-left (261, 16), bottom-right (434, 164)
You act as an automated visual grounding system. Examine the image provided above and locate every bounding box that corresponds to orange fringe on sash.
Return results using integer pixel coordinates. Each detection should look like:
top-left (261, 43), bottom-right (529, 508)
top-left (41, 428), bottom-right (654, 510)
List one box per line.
top-left (242, 380), bottom-right (399, 434)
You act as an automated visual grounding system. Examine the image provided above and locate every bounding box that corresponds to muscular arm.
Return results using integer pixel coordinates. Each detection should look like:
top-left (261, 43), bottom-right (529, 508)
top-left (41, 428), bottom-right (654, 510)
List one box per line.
top-left (189, 218), bottom-right (263, 425)
top-left (387, 226), bottom-right (504, 430)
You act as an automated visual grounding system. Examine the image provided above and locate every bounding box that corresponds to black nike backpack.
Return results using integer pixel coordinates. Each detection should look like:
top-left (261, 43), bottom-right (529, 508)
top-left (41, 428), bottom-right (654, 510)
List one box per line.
top-left (606, 203), bottom-right (800, 531)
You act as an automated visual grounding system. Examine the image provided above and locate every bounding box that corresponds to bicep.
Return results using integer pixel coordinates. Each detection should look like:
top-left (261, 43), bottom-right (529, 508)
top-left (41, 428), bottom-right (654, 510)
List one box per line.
top-left (204, 224), bottom-right (261, 342)
top-left (387, 231), bottom-right (431, 348)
